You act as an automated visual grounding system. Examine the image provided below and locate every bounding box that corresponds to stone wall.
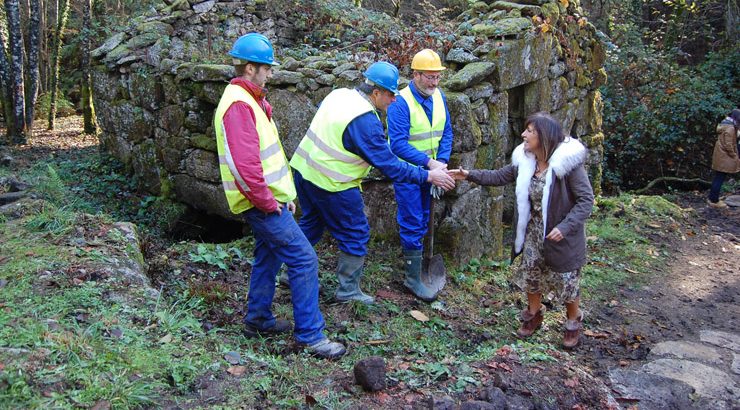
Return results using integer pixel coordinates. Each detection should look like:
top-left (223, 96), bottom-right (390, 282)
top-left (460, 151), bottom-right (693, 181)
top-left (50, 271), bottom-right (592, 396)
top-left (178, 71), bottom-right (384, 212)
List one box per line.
top-left (92, 0), bottom-right (605, 266)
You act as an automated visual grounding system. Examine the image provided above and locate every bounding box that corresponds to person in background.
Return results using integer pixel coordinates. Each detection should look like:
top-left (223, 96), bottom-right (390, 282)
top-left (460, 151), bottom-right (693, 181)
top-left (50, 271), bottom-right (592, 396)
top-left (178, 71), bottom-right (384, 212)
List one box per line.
top-left (214, 33), bottom-right (345, 358)
top-left (289, 61), bottom-right (456, 305)
top-left (386, 49), bottom-right (454, 302)
top-left (449, 112), bottom-right (594, 349)
top-left (707, 108), bottom-right (740, 208)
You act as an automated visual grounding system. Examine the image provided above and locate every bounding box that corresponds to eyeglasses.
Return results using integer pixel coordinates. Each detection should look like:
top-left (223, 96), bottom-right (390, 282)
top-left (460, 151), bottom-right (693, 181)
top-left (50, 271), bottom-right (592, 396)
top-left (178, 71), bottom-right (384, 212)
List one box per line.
top-left (420, 73), bottom-right (442, 82)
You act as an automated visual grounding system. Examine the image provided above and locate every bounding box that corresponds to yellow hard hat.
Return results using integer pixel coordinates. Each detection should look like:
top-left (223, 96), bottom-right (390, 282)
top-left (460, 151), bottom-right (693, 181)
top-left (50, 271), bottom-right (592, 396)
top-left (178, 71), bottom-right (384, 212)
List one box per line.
top-left (410, 49), bottom-right (446, 71)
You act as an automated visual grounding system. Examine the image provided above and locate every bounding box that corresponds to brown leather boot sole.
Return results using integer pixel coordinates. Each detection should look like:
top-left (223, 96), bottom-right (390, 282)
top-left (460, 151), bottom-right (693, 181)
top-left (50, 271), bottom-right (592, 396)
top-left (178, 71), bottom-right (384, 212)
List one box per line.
top-left (563, 311), bottom-right (584, 349)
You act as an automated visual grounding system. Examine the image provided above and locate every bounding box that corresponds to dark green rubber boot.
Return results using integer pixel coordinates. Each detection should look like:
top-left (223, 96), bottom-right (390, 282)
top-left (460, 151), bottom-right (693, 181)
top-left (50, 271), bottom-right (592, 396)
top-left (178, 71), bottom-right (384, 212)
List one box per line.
top-left (403, 249), bottom-right (438, 302)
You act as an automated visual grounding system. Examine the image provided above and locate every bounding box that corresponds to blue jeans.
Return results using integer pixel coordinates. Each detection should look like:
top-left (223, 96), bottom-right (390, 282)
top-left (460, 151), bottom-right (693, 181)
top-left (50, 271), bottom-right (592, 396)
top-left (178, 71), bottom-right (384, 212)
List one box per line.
top-left (708, 171), bottom-right (727, 203)
top-left (393, 180), bottom-right (432, 251)
top-left (243, 207), bottom-right (325, 344)
top-left (293, 170), bottom-right (370, 256)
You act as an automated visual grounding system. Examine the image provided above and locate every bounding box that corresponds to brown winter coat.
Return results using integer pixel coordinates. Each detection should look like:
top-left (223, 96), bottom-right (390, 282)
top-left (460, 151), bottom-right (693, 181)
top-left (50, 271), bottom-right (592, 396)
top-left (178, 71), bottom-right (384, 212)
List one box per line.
top-left (467, 138), bottom-right (594, 272)
top-left (712, 118), bottom-right (740, 173)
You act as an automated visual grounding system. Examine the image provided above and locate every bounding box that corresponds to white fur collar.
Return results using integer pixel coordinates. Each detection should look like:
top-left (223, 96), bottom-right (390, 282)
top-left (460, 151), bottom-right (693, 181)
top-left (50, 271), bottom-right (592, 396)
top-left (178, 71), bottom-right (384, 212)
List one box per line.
top-left (510, 137), bottom-right (587, 253)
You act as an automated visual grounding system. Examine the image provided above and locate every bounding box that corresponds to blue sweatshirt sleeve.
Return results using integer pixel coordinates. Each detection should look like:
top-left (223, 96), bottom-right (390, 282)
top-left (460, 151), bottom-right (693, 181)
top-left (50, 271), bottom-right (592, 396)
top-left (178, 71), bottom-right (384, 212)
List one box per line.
top-left (436, 91), bottom-right (454, 164)
top-left (387, 96), bottom-right (432, 167)
top-left (342, 112), bottom-right (428, 184)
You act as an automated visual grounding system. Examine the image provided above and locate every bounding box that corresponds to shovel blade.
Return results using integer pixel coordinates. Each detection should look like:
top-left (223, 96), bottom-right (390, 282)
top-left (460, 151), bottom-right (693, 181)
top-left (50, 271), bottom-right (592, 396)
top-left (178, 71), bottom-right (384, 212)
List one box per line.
top-left (421, 254), bottom-right (447, 293)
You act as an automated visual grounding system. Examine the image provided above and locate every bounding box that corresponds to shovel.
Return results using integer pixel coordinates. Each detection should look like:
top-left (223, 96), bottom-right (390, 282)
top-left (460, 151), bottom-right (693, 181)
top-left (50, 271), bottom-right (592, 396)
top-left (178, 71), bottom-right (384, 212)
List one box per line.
top-left (421, 197), bottom-right (447, 293)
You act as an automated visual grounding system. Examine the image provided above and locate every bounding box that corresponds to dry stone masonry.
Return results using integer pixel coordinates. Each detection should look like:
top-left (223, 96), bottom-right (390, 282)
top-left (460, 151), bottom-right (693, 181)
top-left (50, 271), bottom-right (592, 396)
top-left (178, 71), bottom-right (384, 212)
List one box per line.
top-left (92, 0), bottom-right (605, 265)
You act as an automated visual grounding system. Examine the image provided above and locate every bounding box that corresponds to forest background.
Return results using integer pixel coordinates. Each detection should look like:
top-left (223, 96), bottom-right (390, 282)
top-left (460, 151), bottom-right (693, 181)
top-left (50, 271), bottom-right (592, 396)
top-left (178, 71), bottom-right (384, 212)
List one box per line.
top-left (1, 0), bottom-right (738, 192)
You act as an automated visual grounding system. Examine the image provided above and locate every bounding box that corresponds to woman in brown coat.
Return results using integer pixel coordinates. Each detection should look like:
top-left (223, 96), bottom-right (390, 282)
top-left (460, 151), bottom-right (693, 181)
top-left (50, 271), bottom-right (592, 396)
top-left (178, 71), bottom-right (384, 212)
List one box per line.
top-left (449, 112), bottom-right (594, 349)
top-left (708, 109), bottom-right (740, 208)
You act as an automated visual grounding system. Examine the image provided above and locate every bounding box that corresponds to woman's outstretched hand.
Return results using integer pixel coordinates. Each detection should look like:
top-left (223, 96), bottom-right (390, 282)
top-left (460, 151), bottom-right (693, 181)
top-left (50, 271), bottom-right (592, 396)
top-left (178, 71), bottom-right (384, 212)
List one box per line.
top-left (447, 168), bottom-right (469, 181)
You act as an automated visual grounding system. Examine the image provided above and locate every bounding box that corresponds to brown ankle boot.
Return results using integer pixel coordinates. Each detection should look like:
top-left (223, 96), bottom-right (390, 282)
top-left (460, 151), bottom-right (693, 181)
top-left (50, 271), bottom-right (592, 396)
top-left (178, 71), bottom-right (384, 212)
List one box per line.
top-left (563, 310), bottom-right (584, 349)
top-left (517, 306), bottom-right (545, 338)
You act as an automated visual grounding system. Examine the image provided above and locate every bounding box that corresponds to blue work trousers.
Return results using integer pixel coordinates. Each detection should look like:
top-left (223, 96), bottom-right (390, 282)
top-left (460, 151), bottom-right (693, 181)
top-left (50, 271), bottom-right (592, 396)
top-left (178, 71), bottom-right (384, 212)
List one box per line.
top-left (243, 207), bottom-right (325, 345)
top-left (293, 170), bottom-right (370, 256)
top-left (393, 180), bottom-right (432, 251)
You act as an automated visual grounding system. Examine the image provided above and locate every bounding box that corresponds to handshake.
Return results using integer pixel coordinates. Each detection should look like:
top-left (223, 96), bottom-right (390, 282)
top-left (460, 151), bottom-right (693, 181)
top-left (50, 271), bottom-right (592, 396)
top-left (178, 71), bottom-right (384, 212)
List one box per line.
top-left (425, 160), bottom-right (471, 198)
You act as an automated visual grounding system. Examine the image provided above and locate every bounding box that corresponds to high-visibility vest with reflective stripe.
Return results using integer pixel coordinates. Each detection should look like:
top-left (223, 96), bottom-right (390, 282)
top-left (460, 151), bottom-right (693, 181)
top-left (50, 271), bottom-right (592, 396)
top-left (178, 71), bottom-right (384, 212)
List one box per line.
top-left (214, 84), bottom-right (296, 214)
top-left (399, 86), bottom-right (446, 159)
top-left (289, 88), bottom-right (377, 192)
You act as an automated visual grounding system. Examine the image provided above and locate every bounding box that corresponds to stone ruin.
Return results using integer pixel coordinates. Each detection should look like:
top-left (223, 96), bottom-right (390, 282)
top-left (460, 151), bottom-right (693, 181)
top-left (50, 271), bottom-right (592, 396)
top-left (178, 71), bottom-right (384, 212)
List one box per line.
top-left (91, 0), bottom-right (606, 265)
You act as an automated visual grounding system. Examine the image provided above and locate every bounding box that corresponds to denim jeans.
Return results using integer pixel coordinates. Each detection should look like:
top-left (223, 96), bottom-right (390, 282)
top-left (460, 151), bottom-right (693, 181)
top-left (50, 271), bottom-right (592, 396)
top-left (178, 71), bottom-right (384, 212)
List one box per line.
top-left (243, 207), bottom-right (325, 344)
top-left (708, 171), bottom-right (727, 203)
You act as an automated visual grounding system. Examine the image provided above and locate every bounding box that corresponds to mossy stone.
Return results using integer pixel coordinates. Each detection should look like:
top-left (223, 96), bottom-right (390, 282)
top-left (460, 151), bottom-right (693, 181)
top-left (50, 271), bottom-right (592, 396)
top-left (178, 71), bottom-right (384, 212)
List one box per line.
top-left (472, 17), bottom-right (532, 37)
top-left (445, 62), bottom-right (496, 91)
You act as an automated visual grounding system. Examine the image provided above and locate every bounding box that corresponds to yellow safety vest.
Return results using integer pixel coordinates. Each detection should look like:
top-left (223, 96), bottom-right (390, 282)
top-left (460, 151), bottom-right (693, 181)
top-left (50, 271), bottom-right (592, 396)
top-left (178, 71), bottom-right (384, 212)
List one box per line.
top-left (399, 86), bottom-right (446, 159)
top-left (214, 84), bottom-right (296, 214)
top-left (289, 88), bottom-right (378, 192)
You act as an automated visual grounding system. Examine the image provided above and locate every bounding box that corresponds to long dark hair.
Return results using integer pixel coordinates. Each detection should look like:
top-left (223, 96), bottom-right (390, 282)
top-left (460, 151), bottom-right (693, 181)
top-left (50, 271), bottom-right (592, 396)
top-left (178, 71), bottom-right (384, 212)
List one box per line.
top-left (730, 109), bottom-right (740, 126)
top-left (524, 112), bottom-right (565, 161)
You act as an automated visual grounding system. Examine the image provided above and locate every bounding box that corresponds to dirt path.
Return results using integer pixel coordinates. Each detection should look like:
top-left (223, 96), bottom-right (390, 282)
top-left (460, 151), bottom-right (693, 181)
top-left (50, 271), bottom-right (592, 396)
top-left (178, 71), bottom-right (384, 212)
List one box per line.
top-left (577, 191), bottom-right (740, 408)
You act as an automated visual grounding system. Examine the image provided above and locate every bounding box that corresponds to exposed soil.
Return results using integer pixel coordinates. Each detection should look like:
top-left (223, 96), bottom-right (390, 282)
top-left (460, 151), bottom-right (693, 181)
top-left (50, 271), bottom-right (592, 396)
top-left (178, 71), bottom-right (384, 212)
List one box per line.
top-left (572, 191), bottom-right (740, 384)
top-left (3, 120), bottom-right (739, 408)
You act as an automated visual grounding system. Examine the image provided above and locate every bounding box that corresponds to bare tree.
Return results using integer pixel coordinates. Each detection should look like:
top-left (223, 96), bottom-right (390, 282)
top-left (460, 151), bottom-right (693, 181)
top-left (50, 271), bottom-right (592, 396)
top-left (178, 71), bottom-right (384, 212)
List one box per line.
top-left (25, 0), bottom-right (39, 128)
top-left (5, 0), bottom-right (27, 143)
top-left (80, 0), bottom-right (96, 134)
top-left (47, 0), bottom-right (68, 130)
top-left (0, 6), bottom-right (16, 143)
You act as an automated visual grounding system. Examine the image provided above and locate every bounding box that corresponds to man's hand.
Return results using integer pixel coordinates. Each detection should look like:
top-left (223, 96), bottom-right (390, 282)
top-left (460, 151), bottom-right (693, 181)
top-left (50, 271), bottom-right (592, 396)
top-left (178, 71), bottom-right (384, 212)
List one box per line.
top-left (546, 227), bottom-right (563, 242)
top-left (427, 158), bottom-right (448, 171)
top-left (286, 201), bottom-right (296, 213)
top-left (427, 168), bottom-right (455, 191)
top-left (274, 202), bottom-right (283, 216)
top-left (447, 168), bottom-right (469, 181)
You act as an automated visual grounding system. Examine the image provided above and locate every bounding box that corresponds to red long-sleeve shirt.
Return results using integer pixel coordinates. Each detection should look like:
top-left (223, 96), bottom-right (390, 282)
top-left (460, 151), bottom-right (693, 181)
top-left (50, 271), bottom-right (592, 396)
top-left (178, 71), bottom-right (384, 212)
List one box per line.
top-left (222, 78), bottom-right (279, 213)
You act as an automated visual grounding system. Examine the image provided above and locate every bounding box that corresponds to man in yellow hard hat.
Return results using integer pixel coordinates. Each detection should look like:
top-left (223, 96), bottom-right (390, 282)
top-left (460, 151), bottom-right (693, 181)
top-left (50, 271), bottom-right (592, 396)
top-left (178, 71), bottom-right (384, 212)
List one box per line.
top-left (290, 61), bottom-right (456, 305)
top-left (386, 49), bottom-right (454, 302)
top-left (214, 33), bottom-right (345, 358)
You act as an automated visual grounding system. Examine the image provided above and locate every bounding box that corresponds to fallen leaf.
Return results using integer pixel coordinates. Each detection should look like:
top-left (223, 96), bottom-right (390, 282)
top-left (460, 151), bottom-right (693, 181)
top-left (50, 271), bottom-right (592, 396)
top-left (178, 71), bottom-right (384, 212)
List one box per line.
top-left (498, 363), bottom-right (513, 372)
top-left (158, 333), bottom-right (172, 344)
top-left (619, 360), bottom-right (629, 366)
top-left (25, 251), bottom-right (35, 257)
top-left (409, 310), bottom-right (429, 322)
top-left (224, 351), bottom-right (241, 365)
top-left (688, 261), bottom-right (700, 266)
top-left (647, 223), bottom-right (661, 229)
top-left (0, 363), bottom-right (4, 371)
top-left (91, 400), bottom-right (111, 410)
top-left (305, 394), bottom-right (318, 405)
top-left (366, 340), bottom-right (389, 345)
top-left (564, 377), bottom-right (579, 388)
top-left (584, 329), bottom-right (609, 339)
top-left (398, 362), bottom-right (410, 370)
top-left (227, 365), bottom-right (246, 376)
top-left (625, 268), bottom-right (640, 274)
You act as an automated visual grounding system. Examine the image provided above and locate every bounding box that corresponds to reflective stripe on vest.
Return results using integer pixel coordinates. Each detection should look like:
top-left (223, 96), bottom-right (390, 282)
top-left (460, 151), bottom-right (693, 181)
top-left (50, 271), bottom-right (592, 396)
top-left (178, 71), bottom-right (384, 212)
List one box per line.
top-left (399, 86), bottom-right (446, 160)
top-left (214, 83), bottom-right (296, 214)
top-left (289, 88), bottom-right (376, 192)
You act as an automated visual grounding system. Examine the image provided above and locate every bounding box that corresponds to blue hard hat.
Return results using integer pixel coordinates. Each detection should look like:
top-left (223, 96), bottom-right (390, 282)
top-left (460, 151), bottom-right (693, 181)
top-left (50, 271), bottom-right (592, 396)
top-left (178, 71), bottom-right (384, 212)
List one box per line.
top-left (363, 61), bottom-right (400, 95)
top-left (228, 33), bottom-right (279, 66)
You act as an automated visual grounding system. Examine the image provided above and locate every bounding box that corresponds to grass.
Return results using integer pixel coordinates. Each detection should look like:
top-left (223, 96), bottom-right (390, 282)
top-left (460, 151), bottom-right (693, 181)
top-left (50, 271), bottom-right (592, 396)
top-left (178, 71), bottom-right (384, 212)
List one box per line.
top-left (0, 149), bottom-right (692, 407)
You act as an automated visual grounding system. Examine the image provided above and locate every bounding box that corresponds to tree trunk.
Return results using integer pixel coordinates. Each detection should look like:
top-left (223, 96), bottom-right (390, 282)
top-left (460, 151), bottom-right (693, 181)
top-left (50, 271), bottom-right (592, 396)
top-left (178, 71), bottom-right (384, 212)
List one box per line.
top-left (25, 0), bottom-right (39, 129)
top-left (5, 0), bottom-right (27, 143)
top-left (47, 0), bottom-right (67, 130)
top-left (0, 6), bottom-right (16, 144)
top-left (80, 0), bottom-right (96, 134)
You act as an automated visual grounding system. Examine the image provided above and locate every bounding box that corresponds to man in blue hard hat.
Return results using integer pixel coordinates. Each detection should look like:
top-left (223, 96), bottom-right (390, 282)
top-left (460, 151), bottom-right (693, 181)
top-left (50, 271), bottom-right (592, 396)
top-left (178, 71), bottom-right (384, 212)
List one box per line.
top-left (214, 32), bottom-right (345, 358)
top-left (386, 49), bottom-right (454, 302)
top-left (289, 61), bottom-right (456, 304)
